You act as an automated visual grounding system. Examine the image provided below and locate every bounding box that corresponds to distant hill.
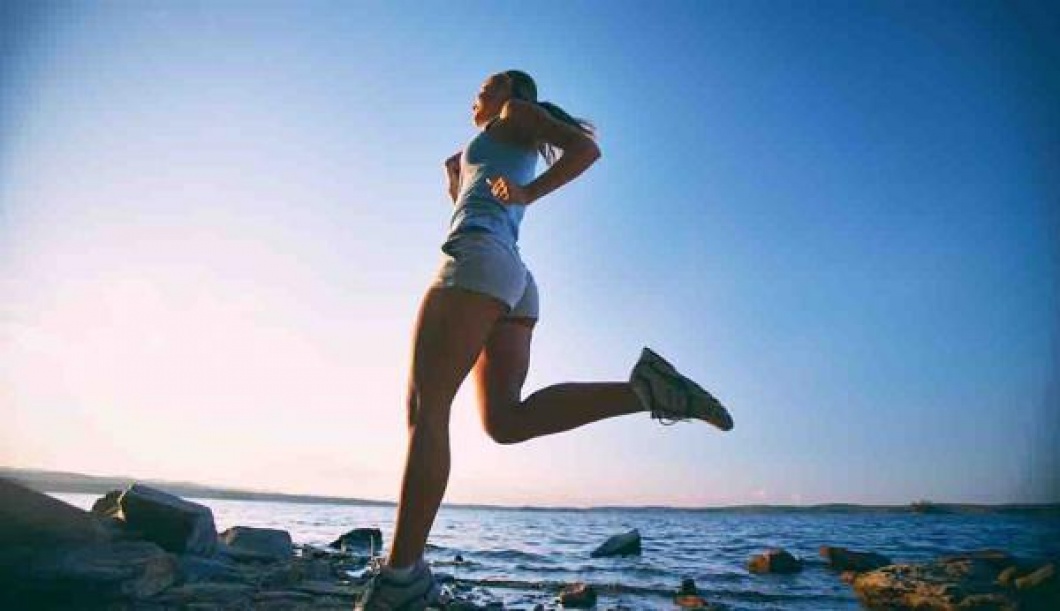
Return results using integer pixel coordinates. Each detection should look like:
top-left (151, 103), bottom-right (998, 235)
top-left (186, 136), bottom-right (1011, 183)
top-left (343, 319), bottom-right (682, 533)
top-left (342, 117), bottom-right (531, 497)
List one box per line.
top-left (588, 502), bottom-right (1060, 516)
top-left (3, 466), bottom-right (1058, 515)
top-left (0, 466), bottom-right (393, 508)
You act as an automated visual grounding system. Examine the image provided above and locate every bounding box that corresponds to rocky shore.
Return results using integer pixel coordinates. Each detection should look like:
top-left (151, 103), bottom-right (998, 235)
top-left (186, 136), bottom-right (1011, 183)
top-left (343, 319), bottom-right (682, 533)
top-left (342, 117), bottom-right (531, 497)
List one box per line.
top-left (1, 479), bottom-right (1056, 610)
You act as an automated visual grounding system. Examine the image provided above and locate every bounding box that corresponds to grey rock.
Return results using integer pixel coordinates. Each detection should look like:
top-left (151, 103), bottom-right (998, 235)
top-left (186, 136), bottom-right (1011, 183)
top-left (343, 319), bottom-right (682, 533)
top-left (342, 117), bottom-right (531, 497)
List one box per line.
top-left (334, 557), bottom-right (372, 577)
top-left (91, 490), bottom-right (124, 519)
top-left (220, 526), bottom-right (292, 561)
top-left (329, 527), bottom-right (383, 554)
top-left (295, 579), bottom-right (359, 597)
top-left (298, 543), bottom-right (339, 559)
top-left (590, 528), bottom-right (642, 558)
top-left (251, 555), bottom-right (336, 589)
top-left (119, 484), bottom-right (218, 555)
top-left (748, 548), bottom-right (803, 574)
top-left (0, 478), bottom-right (107, 546)
top-left (0, 541), bottom-right (178, 602)
top-left (447, 602), bottom-right (489, 611)
top-left (295, 557), bottom-right (336, 582)
top-left (851, 551), bottom-right (1025, 609)
top-left (217, 540), bottom-right (282, 563)
top-left (179, 554), bottom-right (243, 583)
top-left (256, 563), bottom-right (302, 589)
top-left (678, 576), bottom-right (699, 595)
top-left (153, 581), bottom-right (255, 605)
top-left (558, 581), bottom-right (598, 607)
top-left (96, 515), bottom-right (142, 542)
top-left (254, 589), bottom-right (314, 602)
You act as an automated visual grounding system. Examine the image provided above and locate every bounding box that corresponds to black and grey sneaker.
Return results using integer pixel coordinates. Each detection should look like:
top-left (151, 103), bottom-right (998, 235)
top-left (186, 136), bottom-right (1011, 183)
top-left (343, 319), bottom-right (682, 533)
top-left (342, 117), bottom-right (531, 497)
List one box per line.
top-left (355, 557), bottom-right (444, 611)
top-left (630, 347), bottom-right (734, 431)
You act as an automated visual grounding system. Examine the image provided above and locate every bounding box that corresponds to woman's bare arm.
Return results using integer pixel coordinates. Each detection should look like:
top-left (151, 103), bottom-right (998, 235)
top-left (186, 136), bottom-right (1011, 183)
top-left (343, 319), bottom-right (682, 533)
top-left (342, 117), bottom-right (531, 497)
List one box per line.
top-left (503, 100), bottom-right (601, 204)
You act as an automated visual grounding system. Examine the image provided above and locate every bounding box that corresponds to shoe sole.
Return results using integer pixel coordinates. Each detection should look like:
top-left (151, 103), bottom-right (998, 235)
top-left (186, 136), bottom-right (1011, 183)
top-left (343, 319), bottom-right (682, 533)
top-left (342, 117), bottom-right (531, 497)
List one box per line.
top-left (355, 575), bottom-right (442, 611)
top-left (638, 348), bottom-right (734, 431)
top-left (406, 579), bottom-right (445, 611)
top-left (357, 591), bottom-right (439, 611)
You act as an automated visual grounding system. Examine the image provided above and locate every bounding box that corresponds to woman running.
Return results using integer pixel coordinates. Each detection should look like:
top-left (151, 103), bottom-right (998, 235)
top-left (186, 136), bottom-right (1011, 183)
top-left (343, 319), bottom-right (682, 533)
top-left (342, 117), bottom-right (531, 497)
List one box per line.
top-left (356, 69), bottom-right (734, 610)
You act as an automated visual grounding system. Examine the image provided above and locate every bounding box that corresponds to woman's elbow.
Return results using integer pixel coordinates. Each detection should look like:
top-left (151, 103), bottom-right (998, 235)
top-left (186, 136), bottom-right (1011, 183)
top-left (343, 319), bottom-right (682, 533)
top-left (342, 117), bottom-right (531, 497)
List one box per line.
top-left (582, 140), bottom-right (602, 164)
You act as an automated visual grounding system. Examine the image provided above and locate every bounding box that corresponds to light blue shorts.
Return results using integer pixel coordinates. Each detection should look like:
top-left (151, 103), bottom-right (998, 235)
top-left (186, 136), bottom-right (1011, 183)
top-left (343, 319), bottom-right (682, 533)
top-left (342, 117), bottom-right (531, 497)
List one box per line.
top-left (431, 230), bottom-right (539, 321)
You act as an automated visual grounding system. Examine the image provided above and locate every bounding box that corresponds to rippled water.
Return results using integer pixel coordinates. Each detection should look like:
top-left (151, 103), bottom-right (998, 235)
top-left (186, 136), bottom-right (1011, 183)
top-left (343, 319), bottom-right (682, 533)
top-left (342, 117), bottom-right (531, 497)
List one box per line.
top-left (53, 493), bottom-right (1060, 610)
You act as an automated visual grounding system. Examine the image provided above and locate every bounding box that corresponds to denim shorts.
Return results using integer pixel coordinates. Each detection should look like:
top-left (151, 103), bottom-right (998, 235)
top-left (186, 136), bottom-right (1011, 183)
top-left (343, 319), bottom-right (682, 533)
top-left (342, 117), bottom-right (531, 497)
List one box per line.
top-left (431, 230), bottom-right (539, 320)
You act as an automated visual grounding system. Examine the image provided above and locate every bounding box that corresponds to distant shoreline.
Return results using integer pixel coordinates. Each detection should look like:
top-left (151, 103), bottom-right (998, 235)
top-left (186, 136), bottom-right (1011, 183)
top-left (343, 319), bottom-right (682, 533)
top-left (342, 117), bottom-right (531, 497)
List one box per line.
top-left (5, 466), bottom-right (1058, 516)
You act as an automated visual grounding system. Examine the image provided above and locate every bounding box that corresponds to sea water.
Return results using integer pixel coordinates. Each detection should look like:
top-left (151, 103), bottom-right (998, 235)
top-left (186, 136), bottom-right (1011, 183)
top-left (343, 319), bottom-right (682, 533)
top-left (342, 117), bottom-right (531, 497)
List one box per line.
top-left (52, 493), bottom-right (1059, 610)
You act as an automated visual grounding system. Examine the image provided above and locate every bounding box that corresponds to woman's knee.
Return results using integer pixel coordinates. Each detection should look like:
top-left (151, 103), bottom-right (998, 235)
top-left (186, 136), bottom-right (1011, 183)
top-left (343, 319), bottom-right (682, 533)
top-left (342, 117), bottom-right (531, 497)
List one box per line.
top-left (480, 400), bottom-right (526, 445)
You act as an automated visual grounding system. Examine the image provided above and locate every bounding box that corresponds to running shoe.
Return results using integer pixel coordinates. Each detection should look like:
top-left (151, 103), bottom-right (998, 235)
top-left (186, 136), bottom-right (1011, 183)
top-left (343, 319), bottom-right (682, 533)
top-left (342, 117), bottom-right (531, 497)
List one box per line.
top-left (355, 557), bottom-right (443, 611)
top-left (629, 347), bottom-right (734, 430)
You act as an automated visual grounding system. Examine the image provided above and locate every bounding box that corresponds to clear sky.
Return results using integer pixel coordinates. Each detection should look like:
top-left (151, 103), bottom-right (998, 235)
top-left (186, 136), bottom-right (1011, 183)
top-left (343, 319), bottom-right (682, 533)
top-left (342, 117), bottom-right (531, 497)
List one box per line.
top-left (2, 0), bottom-right (1058, 507)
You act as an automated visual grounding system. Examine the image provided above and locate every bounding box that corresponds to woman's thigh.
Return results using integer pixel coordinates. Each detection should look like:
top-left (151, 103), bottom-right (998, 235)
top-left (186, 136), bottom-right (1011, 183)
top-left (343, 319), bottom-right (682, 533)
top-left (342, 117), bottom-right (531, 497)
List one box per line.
top-left (472, 318), bottom-right (535, 436)
top-left (406, 285), bottom-right (509, 427)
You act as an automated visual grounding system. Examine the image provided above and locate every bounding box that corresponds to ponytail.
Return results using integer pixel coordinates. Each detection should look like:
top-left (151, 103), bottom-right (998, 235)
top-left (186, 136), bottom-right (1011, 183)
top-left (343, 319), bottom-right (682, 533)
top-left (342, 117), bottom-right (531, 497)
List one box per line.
top-left (503, 69), bottom-right (597, 166)
top-left (536, 101), bottom-right (596, 166)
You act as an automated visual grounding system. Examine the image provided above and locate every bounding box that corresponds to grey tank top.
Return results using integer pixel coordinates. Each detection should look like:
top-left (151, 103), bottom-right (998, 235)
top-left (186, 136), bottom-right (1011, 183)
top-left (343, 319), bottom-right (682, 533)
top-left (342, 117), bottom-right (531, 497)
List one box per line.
top-left (447, 119), bottom-right (538, 247)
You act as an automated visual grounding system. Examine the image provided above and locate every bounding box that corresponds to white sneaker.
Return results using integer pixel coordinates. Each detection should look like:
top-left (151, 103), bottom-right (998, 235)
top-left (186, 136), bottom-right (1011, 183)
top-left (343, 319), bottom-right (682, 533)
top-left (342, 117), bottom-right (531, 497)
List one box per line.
top-left (355, 557), bottom-right (443, 611)
top-left (630, 347), bottom-right (734, 431)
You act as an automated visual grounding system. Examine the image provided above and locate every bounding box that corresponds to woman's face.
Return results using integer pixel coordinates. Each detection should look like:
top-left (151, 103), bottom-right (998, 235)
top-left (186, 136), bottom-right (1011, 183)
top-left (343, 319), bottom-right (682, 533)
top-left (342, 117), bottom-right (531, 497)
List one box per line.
top-left (472, 74), bottom-right (511, 127)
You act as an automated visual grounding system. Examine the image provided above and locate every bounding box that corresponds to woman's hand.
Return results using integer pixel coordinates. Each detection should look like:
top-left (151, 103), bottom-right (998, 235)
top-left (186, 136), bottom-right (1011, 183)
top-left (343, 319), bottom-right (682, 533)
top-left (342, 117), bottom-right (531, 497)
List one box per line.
top-left (444, 152), bottom-right (461, 203)
top-left (445, 152), bottom-right (461, 175)
top-left (487, 175), bottom-right (534, 205)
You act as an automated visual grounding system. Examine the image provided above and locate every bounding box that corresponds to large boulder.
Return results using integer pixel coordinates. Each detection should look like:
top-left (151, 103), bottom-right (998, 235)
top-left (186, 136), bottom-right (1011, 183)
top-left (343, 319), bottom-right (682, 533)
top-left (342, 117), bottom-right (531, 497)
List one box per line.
top-left (590, 529), bottom-right (642, 558)
top-left (819, 546), bottom-right (893, 572)
top-left (0, 478), bottom-right (107, 546)
top-left (748, 548), bottom-right (803, 574)
top-left (0, 541), bottom-right (178, 604)
top-left (219, 526), bottom-right (292, 561)
top-left (329, 528), bottom-right (383, 554)
top-left (118, 484), bottom-right (217, 555)
top-left (851, 551), bottom-right (1058, 610)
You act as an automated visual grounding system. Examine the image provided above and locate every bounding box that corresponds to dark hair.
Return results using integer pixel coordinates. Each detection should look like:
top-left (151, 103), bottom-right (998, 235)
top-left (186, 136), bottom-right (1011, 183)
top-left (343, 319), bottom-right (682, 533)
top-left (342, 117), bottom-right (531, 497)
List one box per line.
top-left (503, 69), bottom-right (596, 166)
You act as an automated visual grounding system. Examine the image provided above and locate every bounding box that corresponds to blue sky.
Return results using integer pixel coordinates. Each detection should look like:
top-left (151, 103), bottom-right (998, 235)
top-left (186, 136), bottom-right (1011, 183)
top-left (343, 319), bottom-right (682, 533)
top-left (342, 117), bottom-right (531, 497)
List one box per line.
top-left (2, 0), bottom-right (1057, 507)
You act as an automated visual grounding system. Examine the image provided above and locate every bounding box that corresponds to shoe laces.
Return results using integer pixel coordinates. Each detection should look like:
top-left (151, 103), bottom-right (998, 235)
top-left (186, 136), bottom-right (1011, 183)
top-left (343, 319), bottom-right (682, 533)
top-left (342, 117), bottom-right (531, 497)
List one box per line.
top-left (358, 556), bottom-right (386, 600)
top-left (649, 378), bottom-right (694, 426)
top-left (361, 556), bottom-right (426, 611)
top-left (651, 407), bottom-right (688, 426)
top-left (365, 555), bottom-right (386, 575)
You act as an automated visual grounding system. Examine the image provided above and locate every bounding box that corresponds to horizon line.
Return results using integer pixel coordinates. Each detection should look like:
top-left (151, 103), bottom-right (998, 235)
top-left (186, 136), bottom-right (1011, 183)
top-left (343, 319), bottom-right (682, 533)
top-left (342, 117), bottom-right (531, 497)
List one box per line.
top-left (5, 466), bottom-right (1058, 512)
